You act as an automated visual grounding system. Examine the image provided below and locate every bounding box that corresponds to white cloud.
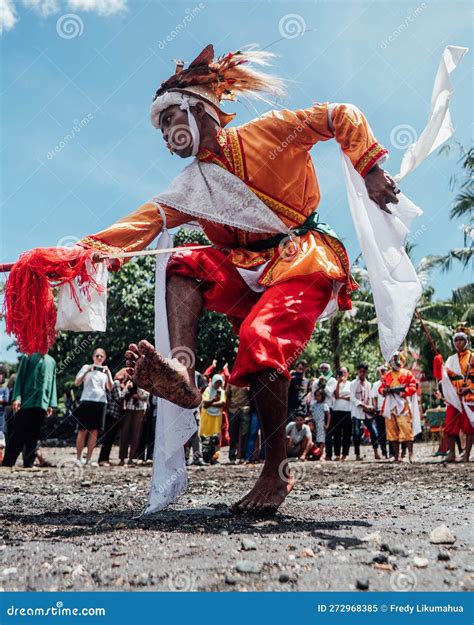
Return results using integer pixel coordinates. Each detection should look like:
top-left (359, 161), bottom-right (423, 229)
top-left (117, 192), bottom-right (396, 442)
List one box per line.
top-left (1, 0), bottom-right (126, 32)
top-left (21, 0), bottom-right (59, 16)
top-left (67, 0), bottom-right (126, 16)
top-left (0, 0), bottom-right (18, 33)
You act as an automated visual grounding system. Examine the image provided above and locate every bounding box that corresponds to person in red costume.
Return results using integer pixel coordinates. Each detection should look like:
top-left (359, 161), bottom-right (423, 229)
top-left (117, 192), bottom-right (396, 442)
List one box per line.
top-left (433, 327), bottom-right (474, 463)
top-left (379, 352), bottom-right (418, 462)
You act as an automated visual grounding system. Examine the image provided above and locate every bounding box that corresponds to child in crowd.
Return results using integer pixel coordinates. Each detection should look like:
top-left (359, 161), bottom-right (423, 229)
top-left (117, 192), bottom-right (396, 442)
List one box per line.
top-left (310, 388), bottom-right (331, 461)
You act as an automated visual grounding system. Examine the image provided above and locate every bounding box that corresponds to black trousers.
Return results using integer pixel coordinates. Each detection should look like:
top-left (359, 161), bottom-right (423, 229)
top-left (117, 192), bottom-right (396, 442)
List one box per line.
top-left (331, 410), bottom-right (352, 457)
top-left (228, 409), bottom-right (247, 461)
top-left (375, 413), bottom-right (388, 457)
top-left (137, 405), bottom-right (155, 462)
top-left (98, 412), bottom-right (123, 463)
top-left (324, 409), bottom-right (334, 459)
top-left (2, 407), bottom-right (46, 467)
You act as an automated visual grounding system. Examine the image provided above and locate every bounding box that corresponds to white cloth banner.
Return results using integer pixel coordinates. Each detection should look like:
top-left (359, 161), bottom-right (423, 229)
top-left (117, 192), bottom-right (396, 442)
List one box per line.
top-left (56, 259), bottom-right (108, 332)
top-left (441, 354), bottom-right (474, 425)
top-left (342, 44), bottom-right (468, 360)
top-left (341, 157), bottom-right (423, 360)
top-left (143, 219), bottom-right (197, 514)
top-left (396, 45), bottom-right (468, 182)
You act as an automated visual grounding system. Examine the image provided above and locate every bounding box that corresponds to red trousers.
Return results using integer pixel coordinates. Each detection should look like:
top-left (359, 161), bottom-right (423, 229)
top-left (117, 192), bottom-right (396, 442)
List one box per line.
top-left (444, 404), bottom-right (474, 436)
top-left (167, 247), bottom-right (334, 387)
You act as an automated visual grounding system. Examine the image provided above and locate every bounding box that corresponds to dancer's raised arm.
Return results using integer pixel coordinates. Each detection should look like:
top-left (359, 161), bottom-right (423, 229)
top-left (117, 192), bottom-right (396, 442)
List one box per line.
top-left (79, 201), bottom-right (191, 268)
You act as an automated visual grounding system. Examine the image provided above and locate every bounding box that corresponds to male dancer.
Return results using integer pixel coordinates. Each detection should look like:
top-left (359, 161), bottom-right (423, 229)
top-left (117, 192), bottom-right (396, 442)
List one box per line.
top-left (434, 327), bottom-right (473, 462)
top-left (379, 352), bottom-right (418, 462)
top-left (81, 44), bottom-right (400, 513)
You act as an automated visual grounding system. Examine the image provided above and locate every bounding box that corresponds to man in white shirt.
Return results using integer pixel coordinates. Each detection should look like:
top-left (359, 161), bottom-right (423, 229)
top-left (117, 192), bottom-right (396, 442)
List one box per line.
top-left (311, 362), bottom-right (337, 460)
top-left (350, 363), bottom-right (380, 460)
top-left (332, 367), bottom-right (352, 460)
top-left (286, 415), bottom-right (313, 461)
top-left (371, 365), bottom-right (389, 459)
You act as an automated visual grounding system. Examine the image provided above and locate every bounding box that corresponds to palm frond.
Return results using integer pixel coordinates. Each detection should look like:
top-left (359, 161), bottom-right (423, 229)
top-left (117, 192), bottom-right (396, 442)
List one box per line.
top-left (419, 320), bottom-right (453, 338)
top-left (451, 283), bottom-right (474, 305)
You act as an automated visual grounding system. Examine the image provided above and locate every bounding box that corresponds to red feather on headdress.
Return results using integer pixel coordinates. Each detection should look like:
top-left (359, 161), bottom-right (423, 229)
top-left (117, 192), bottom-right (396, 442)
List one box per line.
top-left (154, 44), bottom-right (285, 103)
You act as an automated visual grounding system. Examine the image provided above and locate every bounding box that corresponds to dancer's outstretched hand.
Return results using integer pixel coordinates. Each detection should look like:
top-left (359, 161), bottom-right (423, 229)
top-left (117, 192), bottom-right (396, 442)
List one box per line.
top-left (364, 164), bottom-right (400, 214)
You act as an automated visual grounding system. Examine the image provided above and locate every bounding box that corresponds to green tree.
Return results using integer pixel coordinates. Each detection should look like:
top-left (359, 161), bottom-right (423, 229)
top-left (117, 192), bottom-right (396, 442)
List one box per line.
top-left (432, 145), bottom-right (473, 271)
top-left (50, 227), bottom-right (239, 395)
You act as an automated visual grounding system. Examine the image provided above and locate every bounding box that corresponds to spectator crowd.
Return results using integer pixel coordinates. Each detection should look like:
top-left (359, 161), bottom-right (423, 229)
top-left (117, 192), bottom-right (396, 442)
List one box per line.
top-left (0, 347), bottom-right (463, 469)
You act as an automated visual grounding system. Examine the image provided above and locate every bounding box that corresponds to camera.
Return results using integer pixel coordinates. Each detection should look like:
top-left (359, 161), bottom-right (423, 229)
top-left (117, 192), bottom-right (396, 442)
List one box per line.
top-left (92, 365), bottom-right (105, 372)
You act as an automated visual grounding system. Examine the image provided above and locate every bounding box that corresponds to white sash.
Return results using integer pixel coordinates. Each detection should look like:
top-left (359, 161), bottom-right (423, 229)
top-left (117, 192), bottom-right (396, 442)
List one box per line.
top-left (442, 353), bottom-right (474, 425)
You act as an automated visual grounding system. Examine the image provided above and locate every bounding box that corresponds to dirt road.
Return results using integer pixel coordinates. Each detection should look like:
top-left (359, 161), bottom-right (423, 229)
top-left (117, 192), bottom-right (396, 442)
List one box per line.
top-left (1, 444), bottom-right (472, 592)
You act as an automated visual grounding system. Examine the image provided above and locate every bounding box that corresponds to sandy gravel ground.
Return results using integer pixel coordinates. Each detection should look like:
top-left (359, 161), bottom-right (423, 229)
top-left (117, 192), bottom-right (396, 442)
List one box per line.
top-left (0, 443), bottom-right (472, 593)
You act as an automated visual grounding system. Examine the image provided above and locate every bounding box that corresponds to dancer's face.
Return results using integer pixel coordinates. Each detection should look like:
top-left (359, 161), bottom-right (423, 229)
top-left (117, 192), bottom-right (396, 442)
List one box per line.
top-left (159, 102), bottom-right (218, 158)
top-left (453, 336), bottom-right (468, 352)
top-left (159, 105), bottom-right (194, 158)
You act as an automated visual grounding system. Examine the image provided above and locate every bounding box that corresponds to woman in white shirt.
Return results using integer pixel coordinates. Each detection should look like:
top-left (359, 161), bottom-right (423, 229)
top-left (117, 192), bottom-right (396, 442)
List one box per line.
top-left (350, 363), bottom-right (380, 460)
top-left (74, 348), bottom-right (113, 465)
top-left (331, 367), bottom-right (353, 460)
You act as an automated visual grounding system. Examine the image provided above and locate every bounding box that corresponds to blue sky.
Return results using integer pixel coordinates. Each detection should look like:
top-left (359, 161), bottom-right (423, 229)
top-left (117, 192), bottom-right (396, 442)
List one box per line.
top-left (0, 0), bottom-right (472, 362)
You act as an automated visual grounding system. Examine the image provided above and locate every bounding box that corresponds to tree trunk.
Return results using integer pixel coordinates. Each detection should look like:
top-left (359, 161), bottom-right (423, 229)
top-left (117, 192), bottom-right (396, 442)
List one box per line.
top-left (330, 315), bottom-right (341, 371)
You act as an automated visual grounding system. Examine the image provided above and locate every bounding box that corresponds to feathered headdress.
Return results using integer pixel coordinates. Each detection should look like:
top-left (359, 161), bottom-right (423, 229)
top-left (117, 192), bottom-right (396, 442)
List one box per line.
top-left (453, 323), bottom-right (471, 344)
top-left (152, 44), bottom-right (285, 127)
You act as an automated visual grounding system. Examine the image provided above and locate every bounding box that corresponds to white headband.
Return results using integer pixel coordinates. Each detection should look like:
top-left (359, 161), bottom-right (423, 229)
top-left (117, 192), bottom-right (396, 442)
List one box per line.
top-left (150, 91), bottom-right (221, 157)
top-left (453, 332), bottom-right (469, 343)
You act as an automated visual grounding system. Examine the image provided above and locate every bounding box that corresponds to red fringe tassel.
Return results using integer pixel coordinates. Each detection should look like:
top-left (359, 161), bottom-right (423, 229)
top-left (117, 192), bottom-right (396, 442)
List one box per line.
top-left (3, 246), bottom-right (99, 355)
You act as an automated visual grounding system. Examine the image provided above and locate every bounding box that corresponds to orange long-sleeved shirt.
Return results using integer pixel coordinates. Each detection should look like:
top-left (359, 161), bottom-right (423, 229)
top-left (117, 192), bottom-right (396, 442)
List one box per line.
top-left (379, 368), bottom-right (418, 398)
top-left (434, 350), bottom-right (474, 404)
top-left (80, 103), bottom-right (387, 290)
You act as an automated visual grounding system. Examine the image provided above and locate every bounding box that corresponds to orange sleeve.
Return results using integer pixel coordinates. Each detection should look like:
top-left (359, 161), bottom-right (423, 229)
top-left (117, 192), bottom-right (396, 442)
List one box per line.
top-left (379, 374), bottom-right (389, 395)
top-left (79, 201), bottom-right (190, 268)
top-left (245, 102), bottom-right (387, 177)
top-left (401, 370), bottom-right (418, 397)
top-left (242, 103), bottom-right (333, 152)
top-left (330, 104), bottom-right (388, 177)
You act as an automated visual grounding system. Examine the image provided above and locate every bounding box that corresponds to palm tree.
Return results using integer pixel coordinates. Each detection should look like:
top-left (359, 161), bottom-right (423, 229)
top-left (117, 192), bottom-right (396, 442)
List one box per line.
top-left (432, 145), bottom-right (473, 271)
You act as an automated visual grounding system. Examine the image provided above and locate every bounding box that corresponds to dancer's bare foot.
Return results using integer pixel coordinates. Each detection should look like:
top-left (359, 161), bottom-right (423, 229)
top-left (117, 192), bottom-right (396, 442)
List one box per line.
top-left (125, 340), bottom-right (201, 409)
top-left (460, 454), bottom-right (471, 463)
top-left (230, 468), bottom-right (295, 516)
top-left (444, 454), bottom-right (456, 463)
